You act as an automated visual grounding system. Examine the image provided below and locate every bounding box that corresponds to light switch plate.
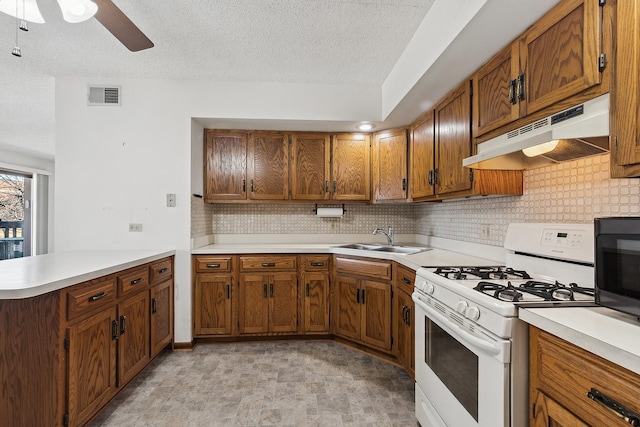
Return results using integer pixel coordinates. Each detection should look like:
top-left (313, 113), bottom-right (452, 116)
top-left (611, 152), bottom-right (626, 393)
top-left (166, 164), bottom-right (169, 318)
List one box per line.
top-left (129, 223), bottom-right (143, 232)
top-left (167, 194), bottom-right (176, 207)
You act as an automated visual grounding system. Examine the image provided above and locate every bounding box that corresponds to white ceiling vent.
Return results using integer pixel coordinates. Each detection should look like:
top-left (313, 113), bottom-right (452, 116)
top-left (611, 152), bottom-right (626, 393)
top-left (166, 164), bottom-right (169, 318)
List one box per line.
top-left (87, 86), bottom-right (121, 106)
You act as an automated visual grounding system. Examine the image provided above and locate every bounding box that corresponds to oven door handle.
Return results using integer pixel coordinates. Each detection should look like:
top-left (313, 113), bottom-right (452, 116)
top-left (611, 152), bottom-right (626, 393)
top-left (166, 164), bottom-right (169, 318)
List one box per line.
top-left (413, 294), bottom-right (503, 357)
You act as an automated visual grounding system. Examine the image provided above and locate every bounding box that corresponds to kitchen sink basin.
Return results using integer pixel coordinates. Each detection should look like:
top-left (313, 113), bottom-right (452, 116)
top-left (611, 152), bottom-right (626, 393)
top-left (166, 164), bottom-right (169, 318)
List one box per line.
top-left (336, 243), bottom-right (430, 255)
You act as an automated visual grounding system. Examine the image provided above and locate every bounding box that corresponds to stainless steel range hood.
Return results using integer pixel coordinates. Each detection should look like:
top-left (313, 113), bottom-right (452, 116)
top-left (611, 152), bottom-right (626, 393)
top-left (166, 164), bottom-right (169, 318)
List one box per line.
top-left (463, 93), bottom-right (610, 170)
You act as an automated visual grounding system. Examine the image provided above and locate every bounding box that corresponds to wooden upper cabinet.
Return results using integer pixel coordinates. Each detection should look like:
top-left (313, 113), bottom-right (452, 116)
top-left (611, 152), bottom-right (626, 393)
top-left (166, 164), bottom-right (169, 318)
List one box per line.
top-left (247, 132), bottom-right (289, 200)
top-left (520, 0), bottom-right (601, 116)
top-left (204, 130), bottom-right (247, 201)
top-left (410, 110), bottom-right (436, 200)
top-left (331, 133), bottom-right (371, 201)
top-left (472, 0), bottom-right (603, 138)
top-left (290, 133), bottom-right (331, 201)
top-left (472, 43), bottom-right (520, 137)
top-left (435, 81), bottom-right (473, 196)
top-left (372, 128), bottom-right (408, 203)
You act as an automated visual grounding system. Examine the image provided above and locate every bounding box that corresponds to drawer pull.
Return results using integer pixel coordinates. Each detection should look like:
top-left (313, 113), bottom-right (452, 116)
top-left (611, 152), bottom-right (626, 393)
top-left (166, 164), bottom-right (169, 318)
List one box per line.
top-left (206, 263), bottom-right (221, 268)
top-left (152, 298), bottom-right (157, 314)
top-left (130, 278), bottom-right (143, 285)
top-left (158, 267), bottom-right (168, 274)
top-left (401, 277), bottom-right (412, 285)
top-left (587, 388), bottom-right (640, 426)
top-left (262, 262), bottom-right (276, 267)
top-left (88, 291), bottom-right (107, 302)
top-left (310, 262), bottom-right (325, 267)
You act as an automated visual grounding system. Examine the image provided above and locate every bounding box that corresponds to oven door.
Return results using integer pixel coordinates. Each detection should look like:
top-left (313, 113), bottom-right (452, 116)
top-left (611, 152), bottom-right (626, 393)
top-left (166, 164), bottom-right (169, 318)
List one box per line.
top-left (413, 291), bottom-right (511, 427)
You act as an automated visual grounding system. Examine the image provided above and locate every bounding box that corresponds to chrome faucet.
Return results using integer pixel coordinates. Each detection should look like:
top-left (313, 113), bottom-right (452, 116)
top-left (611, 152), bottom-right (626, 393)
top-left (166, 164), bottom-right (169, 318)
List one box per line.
top-left (372, 226), bottom-right (394, 246)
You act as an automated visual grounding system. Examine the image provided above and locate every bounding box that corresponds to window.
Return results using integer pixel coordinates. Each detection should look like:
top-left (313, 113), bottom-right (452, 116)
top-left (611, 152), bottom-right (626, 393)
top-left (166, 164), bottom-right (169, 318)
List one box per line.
top-left (0, 170), bottom-right (31, 260)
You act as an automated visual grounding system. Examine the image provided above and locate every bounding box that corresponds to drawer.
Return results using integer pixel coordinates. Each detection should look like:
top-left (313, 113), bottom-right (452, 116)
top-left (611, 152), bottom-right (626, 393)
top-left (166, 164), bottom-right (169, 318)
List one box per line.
top-left (117, 266), bottom-right (150, 296)
top-left (334, 256), bottom-right (392, 280)
top-left (301, 255), bottom-right (330, 271)
top-left (240, 255), bottom-right (297, 271)
top-left (150, 258), bottom-right (173, 284)
top-left (195, 256), bottom-right (232, 273)
top-left (395, 264), bottom-right (416, 294)
top-left (531, 327), bottom-right (640, 426)
top-left (66, 277), bottom-right (117, 321)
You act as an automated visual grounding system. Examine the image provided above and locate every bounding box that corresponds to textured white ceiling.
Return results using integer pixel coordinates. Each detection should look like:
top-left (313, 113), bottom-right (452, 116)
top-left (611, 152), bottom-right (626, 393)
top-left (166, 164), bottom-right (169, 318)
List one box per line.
top-left (0, 0), bottom-right (561, 160)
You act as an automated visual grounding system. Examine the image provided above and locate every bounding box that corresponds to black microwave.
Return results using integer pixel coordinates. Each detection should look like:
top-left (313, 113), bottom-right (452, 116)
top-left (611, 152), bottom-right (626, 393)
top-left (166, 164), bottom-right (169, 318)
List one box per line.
top-left (595, 217), bottom-right (640, 318)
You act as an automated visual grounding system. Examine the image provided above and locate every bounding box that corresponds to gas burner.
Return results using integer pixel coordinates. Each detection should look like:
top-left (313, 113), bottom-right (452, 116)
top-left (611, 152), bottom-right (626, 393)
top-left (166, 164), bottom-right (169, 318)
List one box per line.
top-left (431, 266), bottom-right (532, 281)
top-left (473, 280), bottom-right (595, 303)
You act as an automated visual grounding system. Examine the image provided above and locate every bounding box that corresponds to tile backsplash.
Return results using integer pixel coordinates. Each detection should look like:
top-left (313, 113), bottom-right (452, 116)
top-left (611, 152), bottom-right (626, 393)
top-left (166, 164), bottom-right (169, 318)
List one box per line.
top-left (192, 154), bottom-right (640, 246)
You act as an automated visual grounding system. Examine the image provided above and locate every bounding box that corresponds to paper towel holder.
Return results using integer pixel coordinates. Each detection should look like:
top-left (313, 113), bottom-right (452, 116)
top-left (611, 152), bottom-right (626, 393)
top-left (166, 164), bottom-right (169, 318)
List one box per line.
top-left (313, 204), bottom-right (346, 214)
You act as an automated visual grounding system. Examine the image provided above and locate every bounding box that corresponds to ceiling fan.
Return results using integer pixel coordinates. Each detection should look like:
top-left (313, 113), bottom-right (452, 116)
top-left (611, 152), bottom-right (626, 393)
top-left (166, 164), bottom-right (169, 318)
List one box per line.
top-left (0, 0), bottom-right (153, 52)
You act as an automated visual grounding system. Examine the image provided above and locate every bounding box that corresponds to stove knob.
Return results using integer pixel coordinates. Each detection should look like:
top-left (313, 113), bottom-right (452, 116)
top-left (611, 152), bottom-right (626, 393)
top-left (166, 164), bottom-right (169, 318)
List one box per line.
top-left (456, 300), bottom-right (468, 314)
top-left (466, 306), bottom-right (480, 321)
top-left (423, 281), bottom-right (435, 295)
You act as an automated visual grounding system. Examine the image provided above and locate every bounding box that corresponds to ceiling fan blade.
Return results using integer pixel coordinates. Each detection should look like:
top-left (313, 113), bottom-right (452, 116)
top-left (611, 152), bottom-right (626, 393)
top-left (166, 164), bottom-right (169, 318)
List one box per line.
top-left (94, 0), bottom-right (154, 52)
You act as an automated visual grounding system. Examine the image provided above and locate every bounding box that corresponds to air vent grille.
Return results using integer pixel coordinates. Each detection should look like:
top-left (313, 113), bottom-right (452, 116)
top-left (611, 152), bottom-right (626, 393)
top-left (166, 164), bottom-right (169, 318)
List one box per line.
top-left (434, 302), bottom-right (446, 314)
top-left (533, 118), bottom-right (548, 129)
top-left (449, 313), bottom-right (464, 326)
top-left (520, 124), bottom-right (533, 134)
top-left (88, 86), bottom-right (121, 106)
top-left (507, 130), bottom-right (519, 139)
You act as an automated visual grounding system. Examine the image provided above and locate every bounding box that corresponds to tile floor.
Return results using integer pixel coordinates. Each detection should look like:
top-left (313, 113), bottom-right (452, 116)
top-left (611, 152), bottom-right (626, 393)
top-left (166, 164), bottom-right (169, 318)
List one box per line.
top-left (89, 341), bottom-right (417, 427)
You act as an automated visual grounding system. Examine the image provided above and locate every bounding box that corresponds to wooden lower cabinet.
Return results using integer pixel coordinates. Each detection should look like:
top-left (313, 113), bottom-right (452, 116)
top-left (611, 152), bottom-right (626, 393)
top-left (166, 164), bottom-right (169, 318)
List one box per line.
top-left (530, 326), bottom-right (640, 427)
top-left (118, 291), bottom-right (150, 386)
top-left (393, 288), bottom-right (414, 378)
top-left (194, 273), bottom-right (233, 336)
top-left (301, 270), bottom-right (330, 333)
top-left (150, 279), bottom-right (174, 357)
top-left (238, 272), bottom-right (297, 334)
top-left (333, 274), bottom-right (392, 351)
top-left (67, 307), bottom-right (118, 427)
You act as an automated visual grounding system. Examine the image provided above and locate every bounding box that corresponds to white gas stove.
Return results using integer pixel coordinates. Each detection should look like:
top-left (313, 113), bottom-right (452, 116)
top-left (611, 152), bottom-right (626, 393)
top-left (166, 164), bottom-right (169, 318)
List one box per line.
top-left (412, 223), bottom-right (595, 427)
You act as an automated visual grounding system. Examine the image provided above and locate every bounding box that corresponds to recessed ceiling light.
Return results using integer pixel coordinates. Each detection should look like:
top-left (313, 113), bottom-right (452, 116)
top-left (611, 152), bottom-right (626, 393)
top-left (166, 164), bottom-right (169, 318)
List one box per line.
top-left (356, 123), bottom-right (375, 131)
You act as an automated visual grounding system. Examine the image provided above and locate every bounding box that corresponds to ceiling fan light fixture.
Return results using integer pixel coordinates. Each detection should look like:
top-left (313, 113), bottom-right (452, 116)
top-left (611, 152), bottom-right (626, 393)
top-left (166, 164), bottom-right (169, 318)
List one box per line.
top-left (0, 0), bottom-right (44, 23)
top-left (57, 0), bottom-right (97, 23)
top-left (12, 46), bottom-right (22, 57)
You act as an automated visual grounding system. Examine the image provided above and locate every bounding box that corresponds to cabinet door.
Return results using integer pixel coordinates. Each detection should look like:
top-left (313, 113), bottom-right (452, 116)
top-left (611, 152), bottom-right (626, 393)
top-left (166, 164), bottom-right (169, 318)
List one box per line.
top-left (472, 43), bottom-right (520, 137)
top-left (150, 279), bottom-right (173, 357)
top-left (194, 273), bottom-right (233, 336)
top-left (394, 289), bottom-right (414, 375)
top-left (373, 128), bottom-right (408, 202)
top-left (520, 0), bottom-right (601, 116)
top-left (333, 275), bottom-right (361, 341)
top-left (331, 133), bottom-right (371, 201)
top-left (268, 272), bottom-right (298, 333)
top-left (239, 273), bottom-right (269, 334)
top-left (435, 82), bottom-right (472, 196)
top-left (291, 133), bottom-right (331, 201)
top-left (360, 280), bottom-right (391, 351)
top-left (303, 271), bottom-right (330, 333)
top-left (118, 291), bottom-right (150, 386)
top-left (67, 307), bottom-right (117, 427)
top-left (532, 391), bottom-right (589, 427)
top-left (248, 132), bottom-right (289, 200)
top-left (410, 110), bottom-right (436, 200)
top-left (204, 130), bottom-right (247, 201)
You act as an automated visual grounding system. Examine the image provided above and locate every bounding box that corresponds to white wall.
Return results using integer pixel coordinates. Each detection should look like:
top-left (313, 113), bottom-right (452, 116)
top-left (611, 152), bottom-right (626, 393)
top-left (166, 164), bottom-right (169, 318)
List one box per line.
top-left (55, 78), bottom-right (380, 343)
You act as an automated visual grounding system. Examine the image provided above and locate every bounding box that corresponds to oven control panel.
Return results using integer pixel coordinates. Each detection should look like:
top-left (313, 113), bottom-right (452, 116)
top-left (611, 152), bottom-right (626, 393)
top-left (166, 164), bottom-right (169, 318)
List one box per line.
top-left (541, 228), bottom-right (585, 249)
top-left (504, 223), bottom-right (593, 264)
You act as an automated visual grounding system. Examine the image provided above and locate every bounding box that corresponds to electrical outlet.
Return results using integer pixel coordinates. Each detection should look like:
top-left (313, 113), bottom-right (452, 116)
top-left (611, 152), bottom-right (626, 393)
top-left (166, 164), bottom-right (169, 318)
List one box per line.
top-left (481, 225), bottom-right (491, 237)
top-left (166, 194), bottom-right (176, 207)
top-left (129, 223), bottom-right (143, 232)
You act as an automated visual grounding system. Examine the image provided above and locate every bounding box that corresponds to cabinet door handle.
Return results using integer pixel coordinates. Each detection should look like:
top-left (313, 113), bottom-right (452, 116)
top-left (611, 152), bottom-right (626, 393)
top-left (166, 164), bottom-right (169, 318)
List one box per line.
top-left (270, 284), bottom-right (274, 297)
top-left (509, 79), bottom-right (517, 105)
top-left (356, 288), bottom-right (361, 304)
top-left (401, 306), bottom-right (407, 324)
top-left (306, 283), bottom-right (310, 297)
top-left (516, 74), bottom-right (526, 101)
top-left (401, 277), bottom-right (412, 285)
top-left (325, 181), bottom-right (329, 193)
top-left (206, 263), bottom-right (220, 269)
top-left (587, 388), bottom-right (640, 426)
top-left (402, 178), bottom-right (407, 191)
top-left (251, 179), bottom-right (255, 192)
top-left (428, 170), bottom-right (434, 186)
top-left (361, 289), bottom-right (365, 304)
top-left (158, 267), bottom-right (168, 274)
top-left (88, 291), bottom-right (107, 302)
top-left (152, 298), bottom-right (157, 314)
top-left (405, 307), bottom-right (411, 326)
top-left (263, 284), bottom-right (268, 298)
top-left (226, 284), bottom-right (231, 299)
top-left (242, 179), bottom-right (246, 193)
top-left (433, 168), bottom-right (439, 185)
top-left (333, 180), bottom-right (337, 193)
top-left (120, 315), bottom-right (127, 334)
top-left (130, 278), bottom-right (143, 285)
top-left (310, 262), bottom-right (325, 267)
top-left (261, 262), bottom-right (276, 267)
top-left (112, 320), bottom-right (119, 340)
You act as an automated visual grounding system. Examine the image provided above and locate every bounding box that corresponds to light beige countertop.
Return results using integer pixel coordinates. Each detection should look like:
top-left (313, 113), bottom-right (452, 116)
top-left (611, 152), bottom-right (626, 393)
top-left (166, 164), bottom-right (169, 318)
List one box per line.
top-left (0, 250), bottom-right (175, 299)
top-left (520, 307), bottom-right (640, 376)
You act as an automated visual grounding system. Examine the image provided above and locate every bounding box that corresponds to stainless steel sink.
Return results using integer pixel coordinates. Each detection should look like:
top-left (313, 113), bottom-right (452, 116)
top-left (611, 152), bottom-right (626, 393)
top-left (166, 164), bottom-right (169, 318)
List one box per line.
top-left (336, 243), bottom-right (430, 255)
